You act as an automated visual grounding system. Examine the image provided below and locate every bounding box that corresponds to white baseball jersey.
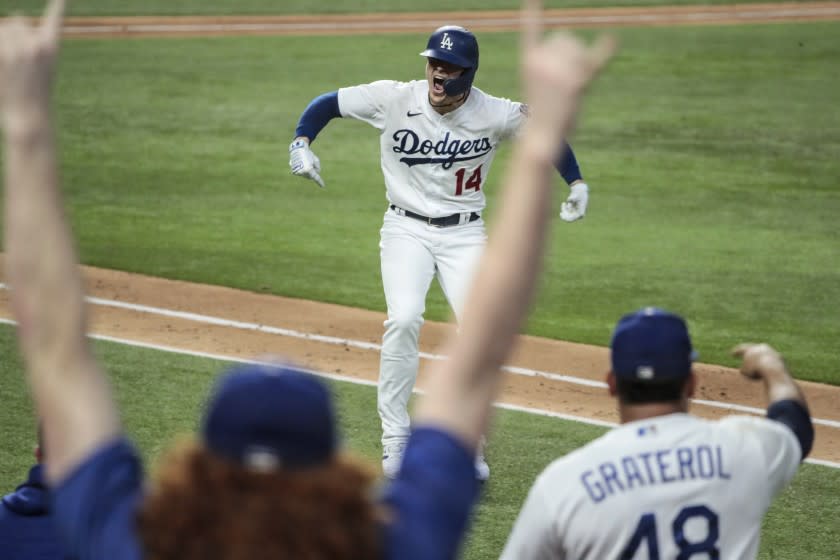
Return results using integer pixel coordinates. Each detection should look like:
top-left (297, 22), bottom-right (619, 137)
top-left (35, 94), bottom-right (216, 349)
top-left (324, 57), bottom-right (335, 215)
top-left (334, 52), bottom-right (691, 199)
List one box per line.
top-left (501, 413), bottom-right (801, 560)
top-left (337, 80), bottom-right (525, 218)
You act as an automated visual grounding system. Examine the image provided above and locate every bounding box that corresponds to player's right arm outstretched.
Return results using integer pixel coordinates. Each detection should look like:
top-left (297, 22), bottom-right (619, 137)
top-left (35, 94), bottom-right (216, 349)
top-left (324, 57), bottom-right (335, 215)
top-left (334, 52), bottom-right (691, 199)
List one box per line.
top-left (289, 137), bottom-right (324, 188)
top-left (289, 91), bottom-right (341, 188)
top-left (289, 80), bottom-right (398, 189)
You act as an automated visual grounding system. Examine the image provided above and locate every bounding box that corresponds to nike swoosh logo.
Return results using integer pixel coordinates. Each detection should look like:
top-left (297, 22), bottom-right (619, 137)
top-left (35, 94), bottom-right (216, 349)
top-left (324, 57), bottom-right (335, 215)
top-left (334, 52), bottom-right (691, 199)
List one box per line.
top-left (407, 111), bottom-right (422, 117)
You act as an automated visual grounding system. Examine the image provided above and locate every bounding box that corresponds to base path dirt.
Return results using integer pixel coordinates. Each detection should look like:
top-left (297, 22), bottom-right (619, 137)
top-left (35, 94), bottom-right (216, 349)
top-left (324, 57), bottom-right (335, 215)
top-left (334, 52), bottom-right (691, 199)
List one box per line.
top-left (40, 2), bottom-right (840, 38)
top-left (1, 264), bottom-right (837, 464)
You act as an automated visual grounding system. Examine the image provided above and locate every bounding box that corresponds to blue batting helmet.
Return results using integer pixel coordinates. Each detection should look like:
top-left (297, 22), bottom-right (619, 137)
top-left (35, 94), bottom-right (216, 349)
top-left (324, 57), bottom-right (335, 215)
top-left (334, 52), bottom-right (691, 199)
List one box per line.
top-left (419, 25), bottom-right (479, 97)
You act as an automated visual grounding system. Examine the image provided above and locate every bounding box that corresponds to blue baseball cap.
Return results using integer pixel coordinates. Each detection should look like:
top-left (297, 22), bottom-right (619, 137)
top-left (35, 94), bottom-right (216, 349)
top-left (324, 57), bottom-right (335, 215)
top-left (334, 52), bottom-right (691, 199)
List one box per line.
top-left (201, 363), bottom-right (337, 470)
top-left (610, 307), bottom-right (697, 380)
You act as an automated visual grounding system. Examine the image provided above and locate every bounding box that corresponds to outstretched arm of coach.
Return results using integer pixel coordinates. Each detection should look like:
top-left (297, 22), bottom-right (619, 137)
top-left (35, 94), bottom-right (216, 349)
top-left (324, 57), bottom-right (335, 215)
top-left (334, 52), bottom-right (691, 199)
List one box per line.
top-left (733, 343), bottom-right (814, 461)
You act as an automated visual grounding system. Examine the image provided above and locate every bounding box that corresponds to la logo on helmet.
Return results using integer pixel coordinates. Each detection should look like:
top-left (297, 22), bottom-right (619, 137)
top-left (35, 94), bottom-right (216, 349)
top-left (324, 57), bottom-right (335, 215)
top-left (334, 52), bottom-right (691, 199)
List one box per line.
top-left (440, 32), bottom-right (453, 50)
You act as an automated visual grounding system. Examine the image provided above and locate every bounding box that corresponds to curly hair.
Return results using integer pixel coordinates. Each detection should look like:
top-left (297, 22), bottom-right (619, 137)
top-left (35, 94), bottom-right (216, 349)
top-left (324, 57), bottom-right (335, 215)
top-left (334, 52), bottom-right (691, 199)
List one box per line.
top-left (137, 438), bottom-right (383, 560)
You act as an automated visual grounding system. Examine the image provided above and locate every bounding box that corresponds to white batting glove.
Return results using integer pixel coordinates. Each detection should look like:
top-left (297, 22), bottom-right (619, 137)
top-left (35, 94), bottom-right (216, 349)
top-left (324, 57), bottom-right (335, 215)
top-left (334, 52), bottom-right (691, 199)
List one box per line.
top-left (560, 182), bottom-right (589, 222)
top-left (289, 139), bottom-right (325, 188)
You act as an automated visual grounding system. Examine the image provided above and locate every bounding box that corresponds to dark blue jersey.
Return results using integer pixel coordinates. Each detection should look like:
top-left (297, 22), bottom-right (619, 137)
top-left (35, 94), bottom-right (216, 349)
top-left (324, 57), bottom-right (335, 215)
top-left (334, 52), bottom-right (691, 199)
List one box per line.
top-left (381, 427), bottom-right (480, 560)
top-left (52, 427), bottom-right (479, 559)
top-left (52, 440), bottom-right (144, 560)
top-left (1, 465), bottom-right (70, 559)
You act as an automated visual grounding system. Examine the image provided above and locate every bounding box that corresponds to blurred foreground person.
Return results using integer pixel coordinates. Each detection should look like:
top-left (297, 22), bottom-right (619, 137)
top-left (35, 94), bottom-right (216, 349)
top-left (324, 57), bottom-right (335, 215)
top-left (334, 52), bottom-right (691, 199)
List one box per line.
top-left (0, 428), bottom-right (67, 559)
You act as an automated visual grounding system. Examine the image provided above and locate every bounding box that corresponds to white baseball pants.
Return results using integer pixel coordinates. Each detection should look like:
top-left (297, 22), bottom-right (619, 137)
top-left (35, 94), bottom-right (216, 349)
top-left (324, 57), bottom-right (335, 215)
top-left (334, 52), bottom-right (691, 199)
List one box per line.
top-left (378, 209), bottom-right (486, 447)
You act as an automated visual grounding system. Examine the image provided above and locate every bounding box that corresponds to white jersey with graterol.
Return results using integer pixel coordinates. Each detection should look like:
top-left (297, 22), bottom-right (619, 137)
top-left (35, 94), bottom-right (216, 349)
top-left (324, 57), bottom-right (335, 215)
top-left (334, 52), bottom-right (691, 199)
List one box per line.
top-left (337, 80), bottom-right (524, 218)
top-left (501, 413), bottom-right (801, 560)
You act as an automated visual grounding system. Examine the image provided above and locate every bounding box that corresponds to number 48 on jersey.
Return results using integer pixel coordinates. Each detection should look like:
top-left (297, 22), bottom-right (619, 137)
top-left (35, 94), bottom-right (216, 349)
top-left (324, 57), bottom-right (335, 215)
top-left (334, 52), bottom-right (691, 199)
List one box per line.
top-left (623, 505), bottom-right (720, 559)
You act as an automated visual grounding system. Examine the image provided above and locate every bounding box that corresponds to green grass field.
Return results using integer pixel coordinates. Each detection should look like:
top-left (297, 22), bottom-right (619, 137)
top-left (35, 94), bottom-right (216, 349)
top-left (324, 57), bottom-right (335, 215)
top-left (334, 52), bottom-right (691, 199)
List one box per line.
top-left (0, 0), bottom-right (827, 16)
top-left (41, 23), bottom-right (840, 384)
top-left (1, 5), bottom-right (839, 559)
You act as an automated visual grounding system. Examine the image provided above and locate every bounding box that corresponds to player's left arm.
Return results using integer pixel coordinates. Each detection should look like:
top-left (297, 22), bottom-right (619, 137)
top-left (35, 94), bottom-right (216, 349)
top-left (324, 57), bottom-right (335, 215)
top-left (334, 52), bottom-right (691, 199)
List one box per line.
top-left (555, 142), bottom-right (589, 223)
top-left (556, 142), bottom-right (583, 185)
top-left (504, 102), bottom-right (590, 222)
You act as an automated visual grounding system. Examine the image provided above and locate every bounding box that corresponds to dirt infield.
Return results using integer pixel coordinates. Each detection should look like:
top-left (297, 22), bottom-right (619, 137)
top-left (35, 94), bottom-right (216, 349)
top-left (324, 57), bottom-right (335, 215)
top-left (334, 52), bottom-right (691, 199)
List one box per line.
top-left (38, 2), bottom-right (840, 38)
top-left (1, 265), bottom-right (836, 464)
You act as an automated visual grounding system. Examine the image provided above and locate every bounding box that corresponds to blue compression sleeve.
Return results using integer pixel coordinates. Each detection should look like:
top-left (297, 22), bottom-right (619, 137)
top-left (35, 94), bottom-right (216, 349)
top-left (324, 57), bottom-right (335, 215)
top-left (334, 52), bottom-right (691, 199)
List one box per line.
top-left (767, 399), bottom-right (814, 460)
top-left (555, 142), bottom-right (583, 185)
top-left (294, 91), bottom-right (341, 143)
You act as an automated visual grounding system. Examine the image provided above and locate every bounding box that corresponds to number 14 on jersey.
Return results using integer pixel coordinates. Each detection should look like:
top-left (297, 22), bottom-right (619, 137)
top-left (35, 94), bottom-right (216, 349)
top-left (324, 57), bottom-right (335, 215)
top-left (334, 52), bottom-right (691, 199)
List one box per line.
top-left (455, 165), bottom-right (483, 196)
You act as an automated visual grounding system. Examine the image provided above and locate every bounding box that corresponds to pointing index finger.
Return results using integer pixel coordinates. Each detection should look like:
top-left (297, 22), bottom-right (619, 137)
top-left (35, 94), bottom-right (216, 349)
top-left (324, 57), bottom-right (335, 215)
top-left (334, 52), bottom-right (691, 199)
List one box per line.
top-left (521, 0), bottom-right (542, 53)
top-left (40, 0), bottom-right (66, 44)
top-left (586, 35), bottom-right (618, 78)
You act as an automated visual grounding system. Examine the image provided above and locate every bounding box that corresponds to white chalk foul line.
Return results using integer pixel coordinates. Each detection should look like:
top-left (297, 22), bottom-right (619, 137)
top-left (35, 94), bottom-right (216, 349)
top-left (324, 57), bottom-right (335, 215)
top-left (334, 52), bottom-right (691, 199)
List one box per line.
top-left (86, 295), bottom-right (385, 351)
top-left (76, 293), bottom-right (840, 430)
top-left (0, 284), bottom-right (838, 429)
top-left (1, 316), bottom-right (835, 470)
top-left (0, 316), bottom-right (379, 388)
top-left (83, 294), bottom-right (608, 386)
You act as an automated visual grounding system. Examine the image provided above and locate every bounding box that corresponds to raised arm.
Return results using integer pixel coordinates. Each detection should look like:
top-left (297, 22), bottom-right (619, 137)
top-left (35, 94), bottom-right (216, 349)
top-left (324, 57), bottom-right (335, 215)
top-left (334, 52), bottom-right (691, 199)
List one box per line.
top-left (732, 343), bottom-right (813, 459)
top-left (1, 0), bottom-right (121, 484)
top-left (414, 0), bottom-right (615, 450)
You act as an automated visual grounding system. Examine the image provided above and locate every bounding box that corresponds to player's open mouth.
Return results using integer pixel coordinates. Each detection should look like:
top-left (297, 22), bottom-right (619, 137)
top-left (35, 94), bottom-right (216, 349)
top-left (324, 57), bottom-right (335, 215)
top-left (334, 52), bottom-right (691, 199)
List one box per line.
top-left (432, 76), bottom-right (445, 94)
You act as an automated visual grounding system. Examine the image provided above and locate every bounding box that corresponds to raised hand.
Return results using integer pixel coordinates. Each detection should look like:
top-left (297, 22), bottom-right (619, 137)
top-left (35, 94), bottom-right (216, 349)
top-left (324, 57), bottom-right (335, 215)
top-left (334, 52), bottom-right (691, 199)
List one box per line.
top-left (0, 0), bottom-right (65, 126)
top-left (519, 0), bottom-right (615, 161)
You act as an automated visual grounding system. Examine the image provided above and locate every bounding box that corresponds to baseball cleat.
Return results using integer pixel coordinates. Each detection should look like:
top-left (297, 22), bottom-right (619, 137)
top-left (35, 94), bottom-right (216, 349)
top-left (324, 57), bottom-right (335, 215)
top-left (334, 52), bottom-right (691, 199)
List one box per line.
top-left (475, 453), bottom-right (490, 482)
top-left (382, 442), bottom-right (407, 479)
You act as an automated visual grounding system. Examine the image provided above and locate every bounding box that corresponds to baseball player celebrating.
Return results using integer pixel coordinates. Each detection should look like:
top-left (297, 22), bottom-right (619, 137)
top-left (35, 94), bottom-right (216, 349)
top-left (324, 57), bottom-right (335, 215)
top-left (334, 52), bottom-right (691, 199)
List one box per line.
top-left (289, 24), bottom-right (591, 481)
top-left (501, 308), bottom-right (814, 559)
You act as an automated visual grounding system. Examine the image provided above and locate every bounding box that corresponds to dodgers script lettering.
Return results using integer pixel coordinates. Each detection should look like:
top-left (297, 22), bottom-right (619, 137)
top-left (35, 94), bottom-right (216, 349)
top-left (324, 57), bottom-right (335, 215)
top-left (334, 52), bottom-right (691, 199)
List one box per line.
top-left (392, 129), bottom-right (493, 169)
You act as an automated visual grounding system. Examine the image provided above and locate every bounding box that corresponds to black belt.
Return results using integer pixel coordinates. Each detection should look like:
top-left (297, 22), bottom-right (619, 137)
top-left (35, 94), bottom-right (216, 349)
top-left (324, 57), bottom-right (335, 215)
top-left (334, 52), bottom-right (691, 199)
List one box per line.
top-left (390, 205), bottom-right (480, 227)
